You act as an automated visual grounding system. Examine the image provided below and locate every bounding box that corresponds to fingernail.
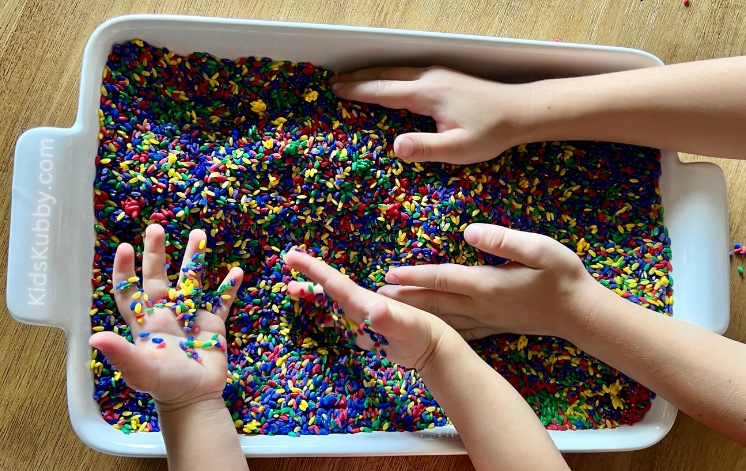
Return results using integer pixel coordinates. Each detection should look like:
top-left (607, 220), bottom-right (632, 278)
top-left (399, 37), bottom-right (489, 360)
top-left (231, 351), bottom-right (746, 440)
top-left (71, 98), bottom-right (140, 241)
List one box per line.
top-left (385, 271), bottom-right (400, 284)
top-left (282, 247), bottom-right (297, 262)
top-left (464, 224), bottom-right (483, 245)
top-left (395, 136), bottom-right (413, 158)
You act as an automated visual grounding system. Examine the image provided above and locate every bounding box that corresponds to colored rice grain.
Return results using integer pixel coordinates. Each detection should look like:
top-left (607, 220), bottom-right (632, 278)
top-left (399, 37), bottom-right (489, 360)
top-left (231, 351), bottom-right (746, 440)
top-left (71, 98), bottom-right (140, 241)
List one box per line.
top-left (88, 40), bottom-right (673, 435)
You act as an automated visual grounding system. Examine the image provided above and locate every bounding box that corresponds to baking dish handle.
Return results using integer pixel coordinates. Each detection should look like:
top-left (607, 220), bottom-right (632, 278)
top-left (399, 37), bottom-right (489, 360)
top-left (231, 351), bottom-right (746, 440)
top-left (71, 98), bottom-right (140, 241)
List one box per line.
top-left (6, 127), bottom-right (76, 330)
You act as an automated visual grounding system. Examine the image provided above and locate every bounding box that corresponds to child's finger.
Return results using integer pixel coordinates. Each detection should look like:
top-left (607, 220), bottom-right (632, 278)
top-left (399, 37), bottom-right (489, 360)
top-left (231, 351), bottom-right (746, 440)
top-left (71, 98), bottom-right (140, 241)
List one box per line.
top-left (385, 263), bottom-right (482, 295)
top-left (368, 302), bottom-right (423, 344)
top-left (287, 280), bottom-right (325, 299)
top-left (378, 285), bottom-right (481, 331)
top-left (90, 332), bottom-right (160, 393)
top-left (213, 267), bottom-right (244, 321)
top-left (392, 129), bottom-right (471, 163)
top-left (331, 80), bottom-right (433, 115)
top-left (112, 243), bottom-right (144, 328)
top-left (461, 326), bottom-right (501, 341)
top-left (463, 224), bottom-right (561, 269)
top-left (430, 312), bottom-right (486, 332)
top-left (142, 224), bottom-right (170, 298)
top-left (331, 67), bottom-right (424, 84)
top-left (283, 251), bottom-right (369, 315)
top-left (376, 284), bottom-right (474, 318)
top-left (177, 229), bottom-right (207, 290)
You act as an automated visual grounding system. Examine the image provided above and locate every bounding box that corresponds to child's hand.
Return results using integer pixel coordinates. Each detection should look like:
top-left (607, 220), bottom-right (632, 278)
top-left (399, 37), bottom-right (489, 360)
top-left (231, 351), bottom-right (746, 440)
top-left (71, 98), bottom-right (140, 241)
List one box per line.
top-left (89, 225), bottom-right (243, 411)
top-left (283, 250), bottom-right (450, 371)
top-left (286, 250), bottom-right (572, 471)
top-left (330, 67), bottom-right (530, 164)
top-left (377, 223), bottom-right (601, 340)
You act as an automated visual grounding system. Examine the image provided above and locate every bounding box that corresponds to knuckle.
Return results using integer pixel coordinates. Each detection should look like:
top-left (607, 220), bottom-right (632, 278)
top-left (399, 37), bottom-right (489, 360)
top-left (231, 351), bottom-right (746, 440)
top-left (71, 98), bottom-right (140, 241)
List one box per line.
top-left (421, 66), bottom-right (450, 91)
top-left (419, 137), bottom-right (432, 159)
top-left (374, 79), bottom-right (390, 95)
top-left (485, 227), bottom-right (505, 252)
top-left (450, 133), bottom-right (470, 154)
top-left (526, 244), bottom-right (547, 265)
top-left (419, 79), bottom-right (439, 95)
top-left (433, 267), bottom-right (450, 292)
top-left (425, 296), bottom-right (442, 316)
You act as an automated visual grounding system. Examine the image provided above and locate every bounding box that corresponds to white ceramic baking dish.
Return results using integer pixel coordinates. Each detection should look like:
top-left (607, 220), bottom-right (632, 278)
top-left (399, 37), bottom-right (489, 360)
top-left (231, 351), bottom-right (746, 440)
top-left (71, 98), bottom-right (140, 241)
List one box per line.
top-left (7, 14), bottom-right (729, 457)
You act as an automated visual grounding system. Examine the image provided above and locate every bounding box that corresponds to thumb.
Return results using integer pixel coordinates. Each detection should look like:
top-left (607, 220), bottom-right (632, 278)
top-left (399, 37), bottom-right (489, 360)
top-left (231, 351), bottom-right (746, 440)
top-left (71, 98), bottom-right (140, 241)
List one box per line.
top-left (90, 331), bottom-right (159, 393)
top-left (394, 129), bottom-right (471, 163)
top-left (369, 301), bottom-right (445, 371)
top-left (464, 223), bottom-right (559, 269)
top-left (368, 301), bottom-right (424, 344)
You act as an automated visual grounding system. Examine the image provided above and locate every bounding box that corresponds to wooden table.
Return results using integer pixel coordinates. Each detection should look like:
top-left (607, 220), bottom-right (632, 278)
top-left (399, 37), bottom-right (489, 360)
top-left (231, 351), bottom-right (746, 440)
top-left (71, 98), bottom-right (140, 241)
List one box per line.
top-left (2, 1), bottom-right (745, 469)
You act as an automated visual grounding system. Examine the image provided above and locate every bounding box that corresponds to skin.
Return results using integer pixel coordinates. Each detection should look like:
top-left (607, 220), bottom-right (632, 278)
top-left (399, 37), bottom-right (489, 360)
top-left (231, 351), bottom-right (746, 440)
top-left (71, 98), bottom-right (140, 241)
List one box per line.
top-left (331, 56), bottom-right (746, 163)
top-left (330, 67), bottom-right (527, 164)
top-left (333, 57), bottom-right (746, 445)
top-left (89, 225), bottom-right (249, 471)
top-left (380, 223), bottom-right (746, 446)
top-left (284, 250), bottom-right (570, 471)
top-left (520, 56), bottom-right (746, 159)
top-left (92, 227), bottom-right (572, 471)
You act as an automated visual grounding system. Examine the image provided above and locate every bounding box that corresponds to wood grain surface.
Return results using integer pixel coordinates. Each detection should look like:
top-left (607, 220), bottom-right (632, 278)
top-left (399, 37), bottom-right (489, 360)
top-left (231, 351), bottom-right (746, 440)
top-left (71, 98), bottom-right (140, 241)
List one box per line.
top-left (2, 1), bottom-right (746, 470)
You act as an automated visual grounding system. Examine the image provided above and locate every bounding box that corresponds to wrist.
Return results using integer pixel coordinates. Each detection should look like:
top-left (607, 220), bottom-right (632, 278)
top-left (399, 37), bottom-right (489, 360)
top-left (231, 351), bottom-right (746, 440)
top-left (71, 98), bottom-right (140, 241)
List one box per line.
top-left (157, 395), bottom-right (247, 471)
top-left (485, 82), bottom-right (539, 150)
top-left (518, 77), bottom-right (591, 145)
top-left (417, 326), bottom-right (468, 379)
top-left (556, 277), bottom-right (618, 344)
top-left (157, 397), bottom-right (233, 444)
top-left (156, 396), bottom-right (227, 416)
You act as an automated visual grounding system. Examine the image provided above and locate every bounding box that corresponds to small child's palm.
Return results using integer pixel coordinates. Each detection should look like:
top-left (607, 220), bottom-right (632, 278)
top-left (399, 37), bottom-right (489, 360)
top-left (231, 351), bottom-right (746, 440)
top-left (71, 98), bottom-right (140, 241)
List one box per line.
top-left (114, 310), bottom-right (228, 405)
top-left (90, 225), bottom-right (243, 408)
